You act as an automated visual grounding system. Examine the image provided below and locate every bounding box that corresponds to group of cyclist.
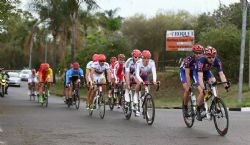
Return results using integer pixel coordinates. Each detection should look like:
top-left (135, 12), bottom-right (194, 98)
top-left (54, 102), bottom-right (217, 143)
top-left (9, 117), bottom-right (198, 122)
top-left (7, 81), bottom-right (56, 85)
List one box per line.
top-left (27, 63), bottom-right (53, 103)
top-left (26, 45), bottom-right (230, 121)
top-left (180, 44), bottom-right (230, 121)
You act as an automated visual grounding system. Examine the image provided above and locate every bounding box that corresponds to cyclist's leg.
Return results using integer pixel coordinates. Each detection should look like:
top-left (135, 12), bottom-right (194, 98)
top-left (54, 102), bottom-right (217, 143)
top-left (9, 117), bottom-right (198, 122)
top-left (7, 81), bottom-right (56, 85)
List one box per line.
top-left (180, 69), bottom-right (189, 106)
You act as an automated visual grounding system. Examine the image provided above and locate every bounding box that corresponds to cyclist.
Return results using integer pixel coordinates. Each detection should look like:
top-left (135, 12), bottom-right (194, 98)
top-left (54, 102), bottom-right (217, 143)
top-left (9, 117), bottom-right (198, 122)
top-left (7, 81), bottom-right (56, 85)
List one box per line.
top-left (114, 54), bottom-right (126, 108)
top-left (28, 69), bottom-right (38, 97)
top-left (180, 44), bottom-right (204, 117)
top-left (38, 63), bottom-right (53, 103)
top-left (134, 50), bottom-right (157, 116)
top-left (65, 62), bottom-right (84, 105)
top-left (124, 49), bottom-right (142, 110)
top-left (108, 57), bottom-right (118, 99)
top-left (85, 54), bottom-right (99, 109)
top-left (61, 63), bottom-right (73, 103)
top-left (193, 46), bottom-right (230, 121)
top-left (89, 54), bottom-right (111, 111)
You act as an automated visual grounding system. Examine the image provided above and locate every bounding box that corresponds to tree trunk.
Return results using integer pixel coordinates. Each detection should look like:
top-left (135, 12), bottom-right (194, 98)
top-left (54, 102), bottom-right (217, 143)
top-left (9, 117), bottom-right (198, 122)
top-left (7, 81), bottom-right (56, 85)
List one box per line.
top-left (153, 49), bottom-right (159, 70)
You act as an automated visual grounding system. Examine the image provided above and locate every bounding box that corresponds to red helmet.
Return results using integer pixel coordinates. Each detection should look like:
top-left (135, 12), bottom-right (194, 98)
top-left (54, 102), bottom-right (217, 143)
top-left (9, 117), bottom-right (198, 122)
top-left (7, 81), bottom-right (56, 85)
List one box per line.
top-left (32, 69), bottom-right (36, 75)
top-left (142, 50), bottom-right (151, 59)
top-left (118, 54), bottom-right (125, 59)
top-left (110, 57), bottom-right (117, 63)
top-left (192, 44), bottom-right (204, 52)
top-left (204, 46), bottom-right (217, 57)
top-left (44, 63), bottom-right (50, 69)
top-left (98, 54), bottom-right (106, 62)
top-left (92, 54), bottom-right (99, 62)
top-left (131, 49), bottom-right (142, 58)
top-left (73, 62), bottom-right (79, 70)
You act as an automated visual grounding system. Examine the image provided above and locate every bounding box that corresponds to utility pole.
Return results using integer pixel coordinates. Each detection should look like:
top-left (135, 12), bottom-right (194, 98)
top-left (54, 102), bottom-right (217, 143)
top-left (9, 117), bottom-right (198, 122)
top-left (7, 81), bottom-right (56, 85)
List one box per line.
top-left (29, 35), bottom-right (33, 69)
top-left (238, 0), bottom-right (248, 103)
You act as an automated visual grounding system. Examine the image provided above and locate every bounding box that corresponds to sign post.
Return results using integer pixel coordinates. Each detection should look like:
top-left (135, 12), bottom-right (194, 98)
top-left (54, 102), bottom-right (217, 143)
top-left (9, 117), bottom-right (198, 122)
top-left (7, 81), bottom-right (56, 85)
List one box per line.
top-left (166, 30), bottom-right (195, 51)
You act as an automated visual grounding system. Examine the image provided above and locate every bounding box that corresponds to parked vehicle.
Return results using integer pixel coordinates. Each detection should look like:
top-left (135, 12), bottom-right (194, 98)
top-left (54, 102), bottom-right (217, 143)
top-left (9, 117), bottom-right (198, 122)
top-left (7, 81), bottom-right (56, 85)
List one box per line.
top-left (19, 69), bottom-right (31, 81)
top-left (8, 72), bottom-right (21, 87)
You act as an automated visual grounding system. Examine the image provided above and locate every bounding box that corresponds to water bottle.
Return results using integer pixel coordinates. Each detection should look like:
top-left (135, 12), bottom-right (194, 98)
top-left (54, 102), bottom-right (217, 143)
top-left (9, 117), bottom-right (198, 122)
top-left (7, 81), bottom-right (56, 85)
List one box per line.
top-left (191, 94), bottom-right (196, 106)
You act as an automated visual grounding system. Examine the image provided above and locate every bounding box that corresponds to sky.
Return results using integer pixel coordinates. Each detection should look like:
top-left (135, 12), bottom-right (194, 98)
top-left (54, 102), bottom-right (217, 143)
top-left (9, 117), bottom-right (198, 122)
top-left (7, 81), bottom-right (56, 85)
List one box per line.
top-left (96, 0), bottom-right (237, 18)
top-left (21, 0), bottom-right (238, 18)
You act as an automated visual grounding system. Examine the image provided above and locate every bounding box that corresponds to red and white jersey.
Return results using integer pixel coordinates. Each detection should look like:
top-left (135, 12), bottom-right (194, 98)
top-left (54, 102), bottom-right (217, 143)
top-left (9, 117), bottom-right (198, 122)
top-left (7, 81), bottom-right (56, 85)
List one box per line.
top-left (114, 61), bottom-right (125, 82)
top-left (91, 61), bottom-right (110, 75)
top-left (110, 61), bottom-right (118, 78)
top-left (86, 61), bottom-right (93, 81)
top-left (135, 59), bottom-right (157, 83)
top-left (125, 57), bottom-right (141, 76)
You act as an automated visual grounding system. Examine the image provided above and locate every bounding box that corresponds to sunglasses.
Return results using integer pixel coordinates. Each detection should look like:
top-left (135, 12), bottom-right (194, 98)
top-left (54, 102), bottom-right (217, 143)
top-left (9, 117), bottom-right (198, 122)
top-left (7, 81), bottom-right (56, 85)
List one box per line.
top-left (194, 52), bottom-right (203, 55)
top-left (99, 61), bottom-right (105, 63)
top-left (207, 57), bottom-right (215, 60)
top-left (133, 57), bottom-right (139, 59)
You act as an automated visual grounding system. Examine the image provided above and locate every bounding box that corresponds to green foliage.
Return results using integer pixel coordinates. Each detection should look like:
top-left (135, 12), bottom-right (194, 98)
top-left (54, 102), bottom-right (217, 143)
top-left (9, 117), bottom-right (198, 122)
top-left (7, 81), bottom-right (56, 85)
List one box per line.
top-left (75, 30), bottom-right (131, 68)
top-left (198, 23), bottom-right (245, 82)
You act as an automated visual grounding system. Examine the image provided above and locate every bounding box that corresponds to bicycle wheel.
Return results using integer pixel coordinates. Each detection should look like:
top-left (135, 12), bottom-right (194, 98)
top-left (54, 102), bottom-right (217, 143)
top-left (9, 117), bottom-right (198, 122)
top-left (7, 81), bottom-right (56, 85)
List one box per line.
top-left (1, 85), bottom-right (5, 97)
top-left (122, 94), bottom-right (132, 120)
top-left (108, 91), bottom-right (115, 110)
top-left (75, 94), bottom-right (80, 110)
top-left (144, 94), bottom-right (155, 125)
top-left (211, 97), bottom-right (229, 136)
top-left (182, 97), bottom-right (195, 128)
top-left (98, 95), bottom-right (105, 119)
top-left (45, 94), bottom-right (48, 107)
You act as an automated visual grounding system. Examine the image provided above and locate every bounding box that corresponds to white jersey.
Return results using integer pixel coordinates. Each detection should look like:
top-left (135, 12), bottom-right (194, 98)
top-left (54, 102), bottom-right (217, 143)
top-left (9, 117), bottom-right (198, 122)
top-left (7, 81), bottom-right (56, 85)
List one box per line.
top-left (91, 61), bottom-right (110, 75)
top-left (86, 61), bottom-right (93, 81)
top-left (114, 61), bottom-right (125, 82)
top-left (125, 57), bottom-right (141, 75)
top-left (28, 74), bottom-right (38, 83)
top-left (110, 61), bottom-right (118, 78)
top-left (135, 59), bottom-right (157, 83)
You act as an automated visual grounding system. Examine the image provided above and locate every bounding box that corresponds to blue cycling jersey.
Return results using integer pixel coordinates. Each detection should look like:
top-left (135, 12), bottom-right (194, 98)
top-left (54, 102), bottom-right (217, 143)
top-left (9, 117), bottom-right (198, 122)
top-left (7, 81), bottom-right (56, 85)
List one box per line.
top-left (195, 56), bottom-right (223, 72)
top-left (65, 68), bottom-right (84, 84)
top-left (180, 55), bottom-right (196, 70)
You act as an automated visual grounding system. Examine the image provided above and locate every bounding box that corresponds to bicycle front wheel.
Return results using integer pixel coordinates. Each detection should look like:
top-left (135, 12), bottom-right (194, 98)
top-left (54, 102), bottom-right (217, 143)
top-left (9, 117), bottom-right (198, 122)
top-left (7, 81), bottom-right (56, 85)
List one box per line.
top-left (45, 95), bottom-right (48, 107)
top-left (182, 97), bottom-right (195, 128)
top-left (75, 95), bottom-right (80, 110)
top-left (144, 94), bottom-right (155, 125)
top-left (98, 95), bottom-right (105, 119)
top-left (211, 97), bottom-right (229, 136)
top-left (108, 92), bottom-right (115, 111)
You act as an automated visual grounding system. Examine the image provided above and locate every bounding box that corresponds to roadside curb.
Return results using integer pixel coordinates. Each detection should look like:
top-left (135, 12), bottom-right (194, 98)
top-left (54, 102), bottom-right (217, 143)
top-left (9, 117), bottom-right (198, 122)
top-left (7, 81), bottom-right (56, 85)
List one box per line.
top-left (51, 93), bottom-right (250, 112)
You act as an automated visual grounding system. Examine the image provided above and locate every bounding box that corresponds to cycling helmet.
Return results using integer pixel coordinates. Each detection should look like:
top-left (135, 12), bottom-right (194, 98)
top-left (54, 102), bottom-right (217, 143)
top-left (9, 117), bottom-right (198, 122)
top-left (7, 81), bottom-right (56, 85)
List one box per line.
top-left (131, 49), bottom-right (142, 58)
top-left (141, 50), bottom-right (151, 59)
top-left (92, 54), bottom-right (99, 62)
top-left (204, 46), bottom-right (217, 57)
top-left (98, 54), bottom-right (106, 62)
top-left (192, 44), bottom-right (204, 52)
top-left (32, 69), bottom-right (36, 75)
top-left (118, 54), bottom-right (125, 59)
top-left (110, 57), bottom-right (117, 63)
top-left (44, 63), bottom-right (50, 69)
top-left (73, 62), bottom-right (79, 70)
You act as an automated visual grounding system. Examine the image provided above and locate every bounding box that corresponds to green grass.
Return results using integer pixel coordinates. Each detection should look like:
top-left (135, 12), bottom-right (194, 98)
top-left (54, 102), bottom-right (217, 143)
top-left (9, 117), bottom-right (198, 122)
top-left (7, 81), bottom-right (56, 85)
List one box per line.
top-left (51, 72), bottom-right (250, 108)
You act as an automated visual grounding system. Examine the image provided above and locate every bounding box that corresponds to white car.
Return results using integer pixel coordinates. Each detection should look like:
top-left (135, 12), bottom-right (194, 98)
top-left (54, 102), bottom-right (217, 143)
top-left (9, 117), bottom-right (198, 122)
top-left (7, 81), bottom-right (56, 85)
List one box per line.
top-left (8, 72), bottom-right (21, 87)
top-left (19, 69), bottom-right (31, 81)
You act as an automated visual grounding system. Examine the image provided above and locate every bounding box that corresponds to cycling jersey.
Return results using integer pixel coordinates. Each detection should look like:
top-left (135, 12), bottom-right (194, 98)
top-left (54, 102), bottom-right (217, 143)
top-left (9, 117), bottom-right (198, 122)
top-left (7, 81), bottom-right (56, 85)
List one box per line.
top-left (38, 68), bottom-right (53, 83)
top-left (91, 62), bottom-right (110, 83)
top-left (179, 55), bottom-right (196, 84)
top-left (110, 61), bottom-right (118, 79)
top-left (86, 61), bottom-right (93, 82)
top-left (28, 74), bottom-right (38, 83)
top-left (193, 56), bottom-right (223, 85)
top-left (135, 59), bottom-right (157, 83)
top-left (66, 68), bottom-right (84, 85)
top-left (114, 61), bottom-right (125, 82)
top-left (125, 57), bottom-right (141, 75)
top-left (91, 62), bottom-right (110, 75)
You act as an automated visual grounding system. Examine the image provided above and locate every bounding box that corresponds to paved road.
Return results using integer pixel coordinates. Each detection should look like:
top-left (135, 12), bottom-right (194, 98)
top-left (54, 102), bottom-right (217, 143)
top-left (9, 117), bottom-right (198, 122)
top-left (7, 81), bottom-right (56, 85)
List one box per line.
top-left (0, 82), bottom-right (250, 145)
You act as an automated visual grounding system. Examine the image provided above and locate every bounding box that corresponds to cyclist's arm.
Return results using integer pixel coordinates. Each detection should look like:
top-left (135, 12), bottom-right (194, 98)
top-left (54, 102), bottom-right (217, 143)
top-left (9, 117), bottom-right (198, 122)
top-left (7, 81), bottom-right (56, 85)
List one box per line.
top-left (90, 69), bottom-right (95, 83)
top-left (219, 71), bottom-right (227, 83)
top-left (184, 68), bottom-right (191, 87)
top-left (135, 63), bottom-right (143, 83)
top-left (114, 64), bottom-right (118, 83)
top-left (151, 61), bottom-right (157, 83)
top-left (106, 69), bottom-right (111, 83)
top-left (85, 69), bottom-right (90, 83)
top-left (79, 68), bottom-right (85, 85)
top-left (198, 72), bottom-right (205, 89)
